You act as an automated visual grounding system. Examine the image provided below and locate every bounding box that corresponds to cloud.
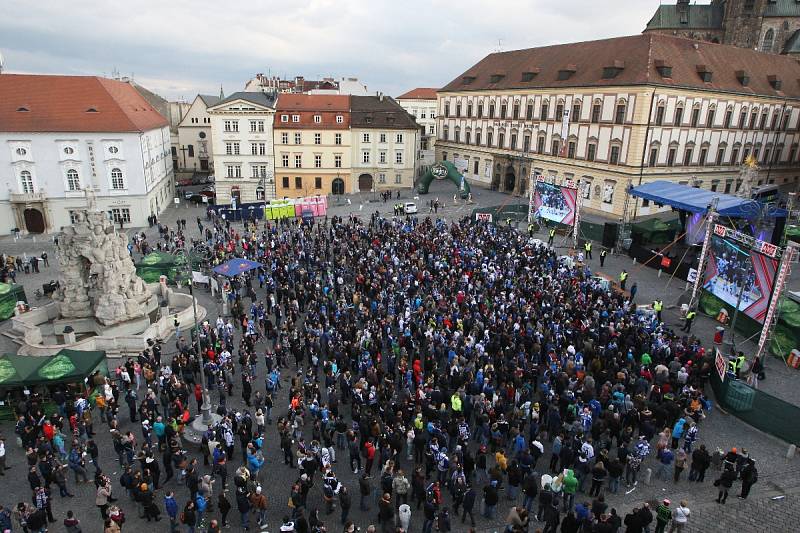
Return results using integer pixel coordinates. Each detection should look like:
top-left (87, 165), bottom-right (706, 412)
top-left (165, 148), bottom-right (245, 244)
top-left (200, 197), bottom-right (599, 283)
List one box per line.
top-left (0, 0), bottom-right (676, 99)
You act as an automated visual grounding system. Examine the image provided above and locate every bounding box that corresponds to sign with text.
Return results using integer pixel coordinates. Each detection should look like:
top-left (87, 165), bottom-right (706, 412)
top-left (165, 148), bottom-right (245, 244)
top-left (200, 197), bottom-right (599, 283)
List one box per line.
top-left (715, 347), bottom-right (726, 382)
top-left (475, 212), bottom-right (493, 222)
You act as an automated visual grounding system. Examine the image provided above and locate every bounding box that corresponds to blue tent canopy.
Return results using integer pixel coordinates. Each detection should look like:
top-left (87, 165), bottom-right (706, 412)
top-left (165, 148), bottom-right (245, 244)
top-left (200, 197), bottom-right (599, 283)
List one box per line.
top-left (629, 181), bottom-right (786, 219)
top-left (212, 258), bottom-right (262, 277)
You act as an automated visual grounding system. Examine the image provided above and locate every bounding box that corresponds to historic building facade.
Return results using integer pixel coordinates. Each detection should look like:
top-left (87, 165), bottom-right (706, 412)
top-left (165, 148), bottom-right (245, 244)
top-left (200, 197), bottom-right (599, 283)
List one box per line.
top-left (208, 92), bottom-right (277, 205)
top-left (0, 74), bottom-right (174, 233)
top-left (175, 94), bottom-right (220, 172)
top-left (645, 0), bottom-right (800, 55)
top-left (436, 34), bottom-right (800, 218)
top-left (396, 88), bottom-right (438, 178)
top-left (273, 94), bottom-right (351, 198)
top-left (350, 95), bottom-right (420, 192)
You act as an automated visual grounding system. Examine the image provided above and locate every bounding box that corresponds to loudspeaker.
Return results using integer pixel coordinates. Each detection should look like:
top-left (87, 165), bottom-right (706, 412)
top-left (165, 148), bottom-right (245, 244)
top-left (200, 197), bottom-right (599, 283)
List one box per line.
top-left (602, 223), bottom-right (618, 248)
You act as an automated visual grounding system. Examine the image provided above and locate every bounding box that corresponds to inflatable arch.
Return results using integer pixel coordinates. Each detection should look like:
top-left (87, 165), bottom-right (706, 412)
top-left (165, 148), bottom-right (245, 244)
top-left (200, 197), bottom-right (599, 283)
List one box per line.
top-left (417, 161), bottom-right (470, 199)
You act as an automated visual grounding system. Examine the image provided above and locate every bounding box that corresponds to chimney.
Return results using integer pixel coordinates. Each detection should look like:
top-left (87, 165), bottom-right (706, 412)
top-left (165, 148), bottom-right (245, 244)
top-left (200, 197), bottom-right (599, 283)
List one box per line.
top-left (379, 92), bottom-right (384, 102)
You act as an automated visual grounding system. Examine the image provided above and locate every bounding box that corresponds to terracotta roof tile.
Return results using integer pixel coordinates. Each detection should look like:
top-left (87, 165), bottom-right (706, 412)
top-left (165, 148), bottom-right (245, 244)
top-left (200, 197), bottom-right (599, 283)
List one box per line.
top-left (440, 34), bottom-right (800, 99)
top-left (275, 94), bottom-right (350, 111)
top-left (0, 74), bottom-right (168, 133)
top-left (396, 88), bottom-right (438, 100)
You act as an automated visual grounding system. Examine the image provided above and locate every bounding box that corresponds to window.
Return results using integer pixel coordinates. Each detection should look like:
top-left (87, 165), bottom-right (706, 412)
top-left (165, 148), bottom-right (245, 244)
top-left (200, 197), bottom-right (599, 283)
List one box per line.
top-left (501, 103), bottom-right (507, 117)
top-left (362, 133), bottom-right (370, 143)
top-left (473, 160), bottom-right (479, 174)
top-left (706, 108), bottom-right (716, 128)
top-left (610, 145), bottom-right (620, 164)
top-left (294, 133), bottom-right (301, 144)
top-left (20, 170), bottom-right (34, 193)
top-left (526, 103), bottom-right (533, 120)
top-left (187, 145), bottom-right (194, 157)
top-left (444, 103), bottom-right (450, 117)
top-left (614, 103), bottom-right (626, 124)
top-left (510, 134), bottom-right (517, 150)
top-left (256, 186), bottom-right (265, 200)
top-left (655, 105), bottom-right (665, 125)
top-left (282, 154), bottom-right (289, 167)
top-left (587, 143), bottom-right (597, 162)
top-left (66, 169), bottom-right (80, 191)
top-left (336, 115), bottom-right (343, 124)
top-left (536, 136), bottom-right (545, 153)
top-left (292, 115), bottom-right (300, 123)
top-left (674, 105), bottom-right (684, 126)
top-left (731, 148), bottom-right (740, 163)
top-left (711, 181), bottom-right (719, 192)
top-left (739, 109), bottom-right (747, 129)
top-left (225, 165), bottom-right (241, 178)
top-left (313, 115), bottom-right (321, 124)
top-left (379, 151), bottom-right (387, 164)
top-left (111, 168), bottom-right (125, 189)
top-left (335, 155), bottom-right (342, 168)
top-left (395, 151), bottom-right (403, 164)
top-left (378, 173), bottom-right (386, 184)
top-left (315, 154), bottom-right (322, 168)
top-left (724, 181), bottom-right (732, 194)
top-left (282, 176), bottom-right (289, 188)
top-left (683, 147), bottom-right (693, 165)
top-left (109, 208), bottom-right (131, 224)
top-left (456, 103), bottom-right (462, 117)
top-left (476, 132), bottom-right (482, 146)
top-left (108, 146), bottom-right (119, 154)
top-left (749, 110), bottom-right (758, 129)
top-left (567, 141), bottom-right (576, 158)
top-left (690, 108), bottom-right (700, 127)
top-left (591, 103), bottom-right (601, 123)
top-left (362, 151), bottom-right (370, 163)
top-left (465, 131), bottom-right (471, 145)
top-left (250, 120), bottom-right (258, 133)
top-left (379, 133), bottom-right (386, 143)
top-left (649, 147), bottom-right (659, 166)
top-left (572, 103), bottom-right (581, 122)
top-left (762, 29), bottom-right (775, 52)
top-left (251, 143), bottom-right (258, 155)
top-left (602, 181), bottom-right (615, 204)
top-left (335, 133), bottom-right (342, 145)
top-left (315, 177), bottom-right (322, 189)
top-left (314, 133), bottom-right (321, 145)
top-left (467, 103), bottom-right (473, 117)
top-left (551, 139), bottom-right (560, 156)
top-left (724, 110), bottom-right (733, 128)
top-left (487, 131), bottom-right (494, 147)
top-left (442, 152), bottom-right (447, 161)
top-left (295, 177), bottom-right (302, 189)
top-left (699, 148), bottom-right (708, 165)
top-left (790, 144), bottom-right (799, 163)
top-left (512, 103), bottom-right (519, 119)
top-left (281, 115), bottom-right (289, 123)
top-left (395, 173), bottom-right (402, 184)
top-left (555, 104), bottom-right (564, 121)
top-left (295, 155), bottom-right (302, 168)
top-left (523, 135), bottom-right (531, 152)
top-left (477, 103), bottom-right (484, 118)
top-left (667, 147), bottom-right (677, 166)
top-left (771, 111), bottom-right (780, 130)
top-left (281, 132), bottom-right (289, 144)
top-left (396, 133), bottom-right (404, 143)
top-left (233, 142), bottom-right (240, 155)
top-left (489, 102), bottom-right (496, 118)
top-left (540, 101), bottom-right (549, 120)
top-left (498, 132), bottom-right (505, 148)
top-left (224, 120), bottom-right (238, 132)
top-left (760, 111), bottom-right (769, 130)
top-left (716, 147), bottom-right (726, 165)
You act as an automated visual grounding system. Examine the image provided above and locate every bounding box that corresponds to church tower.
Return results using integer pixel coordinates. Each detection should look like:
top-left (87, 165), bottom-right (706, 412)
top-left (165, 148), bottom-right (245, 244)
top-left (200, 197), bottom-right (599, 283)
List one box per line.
top-left (720, 0), bottom-right (768, 49)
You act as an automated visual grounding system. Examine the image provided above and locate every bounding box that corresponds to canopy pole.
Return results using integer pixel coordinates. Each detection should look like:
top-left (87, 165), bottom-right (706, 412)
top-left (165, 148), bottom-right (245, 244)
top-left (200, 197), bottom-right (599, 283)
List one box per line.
top-left (687, 198), bottom-right (718, 313)
top-left (754, 241), bottom-right (798, 365)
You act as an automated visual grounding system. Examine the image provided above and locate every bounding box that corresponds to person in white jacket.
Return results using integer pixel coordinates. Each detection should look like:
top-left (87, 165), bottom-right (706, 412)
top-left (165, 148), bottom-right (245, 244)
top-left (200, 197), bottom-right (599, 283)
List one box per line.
top-left (398, 503), bottom-right (411, 531)
top-left (670, 500), bottom-right (690, 533)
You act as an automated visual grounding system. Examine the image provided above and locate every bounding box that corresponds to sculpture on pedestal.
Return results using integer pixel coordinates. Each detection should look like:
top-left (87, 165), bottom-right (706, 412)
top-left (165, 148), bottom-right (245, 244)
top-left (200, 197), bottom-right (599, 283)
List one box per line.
top-left (54, 204), bottom-right (151, 326)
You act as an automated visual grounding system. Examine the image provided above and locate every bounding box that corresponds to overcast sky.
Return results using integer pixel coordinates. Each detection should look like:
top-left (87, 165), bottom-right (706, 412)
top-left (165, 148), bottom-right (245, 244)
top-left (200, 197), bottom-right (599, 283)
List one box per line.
top-left (0, 0), bottom-right (691, 101)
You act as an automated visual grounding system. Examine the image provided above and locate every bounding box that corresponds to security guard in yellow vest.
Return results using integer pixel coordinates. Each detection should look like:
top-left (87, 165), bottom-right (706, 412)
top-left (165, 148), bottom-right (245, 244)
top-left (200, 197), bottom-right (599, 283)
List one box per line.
top-left (548, 228), bottom-right (556, 246)
top-left (584, 241), bottom-right (593, 260)
top-left (734, 352), bottom-right (747, 378)
top-left (653, 299), bottom-right (663, 322)
top-left (528, 223), bottom-right (535, 236)
top-left (682, 309), bottom-right (697, 332)
top-left (599, 248), bottom-right (608, 267)
top-left (506, 217), bottom-right (512, 227)
top-left (619, 270), bottom-right (628, 290)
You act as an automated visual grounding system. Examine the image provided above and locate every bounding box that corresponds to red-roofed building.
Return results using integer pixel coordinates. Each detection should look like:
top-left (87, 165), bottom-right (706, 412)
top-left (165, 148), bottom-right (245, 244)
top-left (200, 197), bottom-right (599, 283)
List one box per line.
top-left (0, 74), bottom-right (174, 233)
top-left (397, 88), bottom-right (438, 176)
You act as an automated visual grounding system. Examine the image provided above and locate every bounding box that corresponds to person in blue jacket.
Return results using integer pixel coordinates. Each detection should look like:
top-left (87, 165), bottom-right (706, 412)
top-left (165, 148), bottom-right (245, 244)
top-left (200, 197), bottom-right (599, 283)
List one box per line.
top-left (164, 491), bottom-right (179, 532)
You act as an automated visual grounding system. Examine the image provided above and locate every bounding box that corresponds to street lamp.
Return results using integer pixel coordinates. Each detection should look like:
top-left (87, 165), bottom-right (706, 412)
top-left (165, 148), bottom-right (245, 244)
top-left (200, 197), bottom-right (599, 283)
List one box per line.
top-left (174, 247), bottom-right (213, 426)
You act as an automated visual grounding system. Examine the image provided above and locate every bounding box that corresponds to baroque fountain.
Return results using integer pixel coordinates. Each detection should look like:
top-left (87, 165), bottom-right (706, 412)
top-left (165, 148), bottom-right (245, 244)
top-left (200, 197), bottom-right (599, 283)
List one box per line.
top-left (10, 199), bottom-right (206, 358)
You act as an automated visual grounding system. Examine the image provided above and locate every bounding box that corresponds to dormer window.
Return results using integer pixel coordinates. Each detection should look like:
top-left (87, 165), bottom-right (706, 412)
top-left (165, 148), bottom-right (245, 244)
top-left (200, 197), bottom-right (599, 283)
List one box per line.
top-left (696, 65), bottom-right (712, 83)
top-left (768, 75), bottom-right (782, 90)
top-left (736, 70), bottom-right (750, 86)
top-left (521, 70), bottom-right (539, 82)
top-left (86, 107), bottom-right (98, 113)
top-left (365, 116), bottom-right (373, 124)
top-left (654, 60), bottom-right (672, 78)
top-left (489, 73), bottom-right (505, 83)
top-left (557, 65), bottom-right (577, 81)
top-left (16, 106), bottom-right (29, 112)
top-left (462, 76), bottom-right (476, 85)
top-left (602, 61), bottom-right (625, 79)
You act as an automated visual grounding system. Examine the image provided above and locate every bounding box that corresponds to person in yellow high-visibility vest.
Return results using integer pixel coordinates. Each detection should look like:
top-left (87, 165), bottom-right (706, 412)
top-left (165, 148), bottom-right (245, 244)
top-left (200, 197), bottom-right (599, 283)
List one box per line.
top-left (548, 228), bottom-right (556, 246)
top-left (682, 309), bottom-right (697, 332)
top-left (653, 299), bottom-right (663, 322)
top-left (584, 241), bottom-right (592, 260)
top-left (528, 223), bottom-right (535, 236)
top-left (619, 270), bottom-right (628, 290)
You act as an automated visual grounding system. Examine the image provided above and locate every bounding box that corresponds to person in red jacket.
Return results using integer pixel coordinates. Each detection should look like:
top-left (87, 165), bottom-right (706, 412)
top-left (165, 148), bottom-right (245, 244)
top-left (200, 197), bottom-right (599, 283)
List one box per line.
top-left (364, 441), bottom-right (376, 476)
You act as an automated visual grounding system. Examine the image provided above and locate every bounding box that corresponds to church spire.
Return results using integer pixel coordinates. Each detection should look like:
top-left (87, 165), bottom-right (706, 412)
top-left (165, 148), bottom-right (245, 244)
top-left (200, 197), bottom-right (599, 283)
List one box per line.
top-left (219, 84), bottom-right (224, 100)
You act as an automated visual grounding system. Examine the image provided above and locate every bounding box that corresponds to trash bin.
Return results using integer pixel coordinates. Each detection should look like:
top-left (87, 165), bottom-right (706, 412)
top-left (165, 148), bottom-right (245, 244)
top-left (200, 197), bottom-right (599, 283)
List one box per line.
top-left (725, 380), bottom-right (755, 412)
top-left (714, 326), bottom-right (725, 345)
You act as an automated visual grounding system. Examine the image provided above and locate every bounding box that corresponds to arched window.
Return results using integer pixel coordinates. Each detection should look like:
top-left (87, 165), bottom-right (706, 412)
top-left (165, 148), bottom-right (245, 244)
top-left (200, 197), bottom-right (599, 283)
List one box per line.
top-left (762, 29), bottom-right (774, 52)
top-left (66, 169), bottom-right (80, 191)
top-left (111, 168), bottom-right (125, 190)
top-left (20, 170), bottom-right (34, 194)
top-left (331, 178), bottom-right (345, 195)
top-left (256, 186), bottom-right (265, 200)
top-left (655, 103), bottom-right (666, 125)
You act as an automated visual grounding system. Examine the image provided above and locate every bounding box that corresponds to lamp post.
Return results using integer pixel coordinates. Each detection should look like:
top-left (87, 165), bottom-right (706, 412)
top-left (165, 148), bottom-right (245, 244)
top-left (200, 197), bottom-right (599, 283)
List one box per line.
top-left (175, 247), bottom-right (213, 426)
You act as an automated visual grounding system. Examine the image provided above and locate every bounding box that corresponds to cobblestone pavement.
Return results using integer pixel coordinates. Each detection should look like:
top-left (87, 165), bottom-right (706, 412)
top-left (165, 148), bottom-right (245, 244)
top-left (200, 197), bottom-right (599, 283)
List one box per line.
top-left (0, 182), bottom-right (799, 533)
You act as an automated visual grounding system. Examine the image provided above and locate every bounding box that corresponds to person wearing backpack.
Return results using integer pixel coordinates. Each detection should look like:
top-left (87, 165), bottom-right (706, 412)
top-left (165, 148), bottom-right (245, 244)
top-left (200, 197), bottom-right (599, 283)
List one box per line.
top-left (739, 459), bottom-right (758, 499)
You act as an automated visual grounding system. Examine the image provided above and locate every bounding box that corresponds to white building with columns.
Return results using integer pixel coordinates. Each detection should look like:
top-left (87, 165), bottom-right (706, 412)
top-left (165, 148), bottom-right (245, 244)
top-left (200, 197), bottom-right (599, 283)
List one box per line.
top-left (0, 74), bottom-right (174, 233)
top-left (208, 92), bottom-right (277, 205)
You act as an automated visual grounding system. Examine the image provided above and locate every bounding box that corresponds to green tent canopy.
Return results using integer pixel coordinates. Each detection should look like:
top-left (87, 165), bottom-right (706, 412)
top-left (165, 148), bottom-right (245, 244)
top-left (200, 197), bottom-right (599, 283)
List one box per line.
top-left (135, 251), bottom-right (200, 284)
top-left (417, 161), bottom-right (471, 199)
top-left (0, 349), bottom-right (107, 389)
top-left (0, 283), bottom-right (27, 320)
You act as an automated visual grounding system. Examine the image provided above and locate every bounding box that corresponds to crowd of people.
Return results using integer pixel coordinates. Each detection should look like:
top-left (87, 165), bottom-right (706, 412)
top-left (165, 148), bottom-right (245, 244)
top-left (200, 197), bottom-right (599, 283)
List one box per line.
top-left (1, 209), bottom-right (763, 533)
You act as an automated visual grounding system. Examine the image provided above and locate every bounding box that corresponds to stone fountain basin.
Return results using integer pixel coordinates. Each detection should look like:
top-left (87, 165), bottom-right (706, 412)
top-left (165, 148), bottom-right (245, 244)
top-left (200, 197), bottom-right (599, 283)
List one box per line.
top-left (11, 282), bottom-right (206, 359)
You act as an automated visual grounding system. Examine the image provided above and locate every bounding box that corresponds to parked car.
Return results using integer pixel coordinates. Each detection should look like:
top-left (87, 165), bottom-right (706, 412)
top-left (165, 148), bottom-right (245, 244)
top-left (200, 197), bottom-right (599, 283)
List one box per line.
top-left (184, 190), bottom-right (194, 199)
top-left (403, 202), bottom-right (418, 214)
